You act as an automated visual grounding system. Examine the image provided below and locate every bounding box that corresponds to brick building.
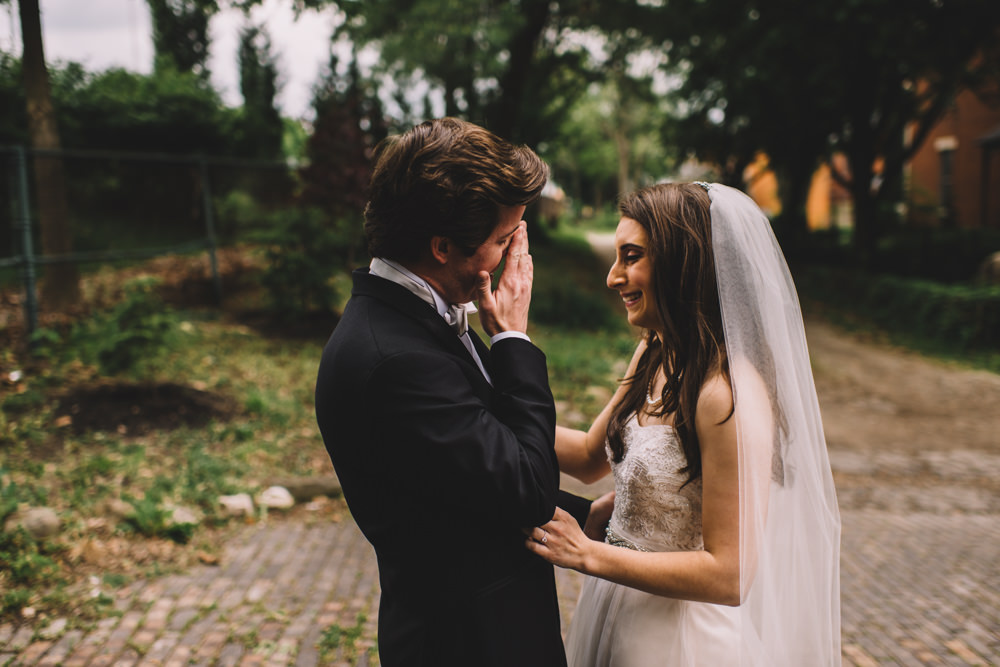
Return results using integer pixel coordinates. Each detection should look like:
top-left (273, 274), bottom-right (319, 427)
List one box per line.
top-left (905, 85), bottom-right (1000, 229)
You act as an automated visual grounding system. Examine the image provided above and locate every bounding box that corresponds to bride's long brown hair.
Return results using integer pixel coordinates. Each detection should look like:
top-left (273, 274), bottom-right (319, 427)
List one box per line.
top-left (606, 183), bottom-right (729, 485)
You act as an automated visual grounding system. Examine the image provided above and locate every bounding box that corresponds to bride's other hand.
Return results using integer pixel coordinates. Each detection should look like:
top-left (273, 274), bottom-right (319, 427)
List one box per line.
top-left (526, 507), bottom-right (593, 571)
top-left (583, 491), bottom-right (615, 541)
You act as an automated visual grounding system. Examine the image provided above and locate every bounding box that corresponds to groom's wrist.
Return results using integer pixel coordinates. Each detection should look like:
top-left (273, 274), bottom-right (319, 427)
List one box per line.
top-left (490, 331), bottom-right (530, 345)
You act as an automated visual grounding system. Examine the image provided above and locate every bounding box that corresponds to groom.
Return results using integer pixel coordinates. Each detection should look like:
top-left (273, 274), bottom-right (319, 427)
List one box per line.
top-left (315, 118), bottom-right (589, 667)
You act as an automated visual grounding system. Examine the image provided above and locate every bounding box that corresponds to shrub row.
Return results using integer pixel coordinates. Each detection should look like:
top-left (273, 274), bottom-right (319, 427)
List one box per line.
top-left (794, 267), bottom-right (1000, 350)
top-left (529, 231), bottom-right (622, 331)
top-left (872, 228), bottom-right (1000, 283)
top-left (787, 228), bottom-right (1000, 284)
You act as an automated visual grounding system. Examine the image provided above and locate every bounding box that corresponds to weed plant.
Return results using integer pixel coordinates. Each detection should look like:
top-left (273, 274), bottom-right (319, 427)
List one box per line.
top-left (318, 613), bottom-right (369, 663)
top-left (0, 528), bottom-right (62, 616)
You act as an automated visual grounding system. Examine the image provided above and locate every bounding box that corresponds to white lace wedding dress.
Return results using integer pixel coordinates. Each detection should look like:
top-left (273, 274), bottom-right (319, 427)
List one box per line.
top-left (564, 414), bottom-right (740, 666)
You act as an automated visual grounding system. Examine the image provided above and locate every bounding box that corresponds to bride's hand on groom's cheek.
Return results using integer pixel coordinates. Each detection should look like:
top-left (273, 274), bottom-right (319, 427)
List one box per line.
top-left (525, 507), bottom-right (591, 571)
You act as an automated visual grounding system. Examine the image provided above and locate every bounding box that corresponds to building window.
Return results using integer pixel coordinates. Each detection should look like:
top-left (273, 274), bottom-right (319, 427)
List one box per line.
top-left (934, 136), bottom-right (958, 223)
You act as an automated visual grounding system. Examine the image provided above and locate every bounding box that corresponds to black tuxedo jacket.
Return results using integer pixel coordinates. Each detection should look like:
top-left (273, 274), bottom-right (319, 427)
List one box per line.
top-left (316, 268), bottom-right (579, 667)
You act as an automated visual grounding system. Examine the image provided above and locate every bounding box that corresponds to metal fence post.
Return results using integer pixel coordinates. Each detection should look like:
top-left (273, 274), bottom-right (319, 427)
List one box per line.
top-left (199, 156), bottom-right (222, 304)
top-left (13, 146), bottom-right (39, 338)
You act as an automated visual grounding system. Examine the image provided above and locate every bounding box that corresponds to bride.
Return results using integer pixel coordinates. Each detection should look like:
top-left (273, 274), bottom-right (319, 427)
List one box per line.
top-left (528, 182), bottom-right (841, 666)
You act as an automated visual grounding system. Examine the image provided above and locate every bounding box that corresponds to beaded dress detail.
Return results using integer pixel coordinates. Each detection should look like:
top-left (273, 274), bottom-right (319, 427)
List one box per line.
top-left (606, 415), bottom-right (703, 553)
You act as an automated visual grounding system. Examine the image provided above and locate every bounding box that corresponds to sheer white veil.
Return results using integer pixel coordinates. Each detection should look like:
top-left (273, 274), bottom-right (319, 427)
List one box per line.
top-left (703, 183), bottom-right (841, 665)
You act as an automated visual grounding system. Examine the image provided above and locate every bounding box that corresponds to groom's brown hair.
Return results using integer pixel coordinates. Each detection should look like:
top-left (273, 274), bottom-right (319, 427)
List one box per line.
top-left (364, 117), bottom-right (547, 262)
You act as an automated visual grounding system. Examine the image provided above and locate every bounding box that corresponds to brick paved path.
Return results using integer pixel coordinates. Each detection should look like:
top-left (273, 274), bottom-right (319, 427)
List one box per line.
top-left (3, 452), bottom-right (998, 666)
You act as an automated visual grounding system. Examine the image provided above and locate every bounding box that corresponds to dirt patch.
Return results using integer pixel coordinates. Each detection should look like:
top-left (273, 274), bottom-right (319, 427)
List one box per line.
top-left (53, 381), bottom-right (240, 436)
top-left (227, 308), bottom-right (340, 341)
top-left (804, 318), bottom-right (1000, 455)
top-left (106, 246), bottom-right (265, 309)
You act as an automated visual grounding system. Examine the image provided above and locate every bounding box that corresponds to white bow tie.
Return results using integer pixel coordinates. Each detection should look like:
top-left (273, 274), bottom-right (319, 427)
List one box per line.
top-left (443, 302), bottom-right (478, 337)
top-left (370, 258), bottom-right (477, 337)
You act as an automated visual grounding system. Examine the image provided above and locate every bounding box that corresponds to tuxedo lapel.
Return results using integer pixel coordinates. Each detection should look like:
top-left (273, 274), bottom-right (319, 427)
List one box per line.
top-left (353, 269), bottom-right (492, 387)
top-left (467, 328), bottom-right (493, 378)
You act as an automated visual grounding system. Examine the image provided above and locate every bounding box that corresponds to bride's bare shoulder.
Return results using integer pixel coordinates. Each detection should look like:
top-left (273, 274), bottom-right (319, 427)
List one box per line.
top-left (696, 371), bottom-right (734, 430)
top-left (696, 360), bottom-right (771, 430)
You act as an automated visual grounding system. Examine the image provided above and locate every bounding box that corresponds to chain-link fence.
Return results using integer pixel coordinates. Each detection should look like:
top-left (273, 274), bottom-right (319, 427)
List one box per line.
top-left (1, 145), bottom-right (295, 336)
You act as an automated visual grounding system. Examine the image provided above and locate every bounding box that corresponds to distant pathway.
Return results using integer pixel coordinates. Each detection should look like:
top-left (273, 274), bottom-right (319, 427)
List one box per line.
top-left (585, 230), bottom-right (617, 267)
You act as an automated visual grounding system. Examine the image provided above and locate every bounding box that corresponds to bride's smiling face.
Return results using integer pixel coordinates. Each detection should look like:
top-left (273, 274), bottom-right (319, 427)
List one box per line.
top-left (607, 217), bottom-right (662, 332)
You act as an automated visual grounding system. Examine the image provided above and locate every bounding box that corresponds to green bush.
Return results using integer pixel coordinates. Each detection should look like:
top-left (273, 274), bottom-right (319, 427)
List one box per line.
top-left (531, 280), bottom-right (620, 331)
top-left (30, 277), bottom-right (176, 375)
top-left (214, 190), bottom-right (270, 243)
top-left (789, 228), bottom-right (1000, 283)
top-left (95, 278), bottom-right (177, 374)
top-left (527, 229), bottom-right (623, 331)
top-left (253, 207), bottom-right (358, 318)
top-left (872, 228), bottom-right (1000, 283)
top-left (795, 267), bottom-right (1000, 350)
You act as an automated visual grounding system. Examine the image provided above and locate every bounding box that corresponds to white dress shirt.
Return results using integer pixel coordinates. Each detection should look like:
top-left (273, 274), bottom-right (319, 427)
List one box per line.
top-left (369, 258), bottom-right (531, 385)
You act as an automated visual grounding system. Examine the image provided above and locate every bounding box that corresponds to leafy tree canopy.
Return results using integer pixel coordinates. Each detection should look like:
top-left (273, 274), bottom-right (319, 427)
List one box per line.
top-left (0, 55), bottom-right (234, 153)
top-left (236, 23), bottom-right (284, 159)
top-left (299, 0), bottom-right (659, 147)
top-left (147, 0), bottom-right (220, 77)
top-left (649, 0), bottom-right (1000, 258)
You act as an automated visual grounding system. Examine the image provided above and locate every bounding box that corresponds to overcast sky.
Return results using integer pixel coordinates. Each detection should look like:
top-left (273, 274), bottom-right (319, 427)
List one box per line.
top-left (0, 0), bottom-right (336, 119)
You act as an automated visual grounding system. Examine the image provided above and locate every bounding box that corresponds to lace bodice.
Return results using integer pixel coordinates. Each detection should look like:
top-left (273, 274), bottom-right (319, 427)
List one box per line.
top-left (607, 414), bottom-right (703, 552)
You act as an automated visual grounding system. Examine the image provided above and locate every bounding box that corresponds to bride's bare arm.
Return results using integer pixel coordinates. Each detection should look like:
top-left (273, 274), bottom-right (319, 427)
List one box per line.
top-left (555, 338), bottom-right (647, 483)
top-left (531, 373), bottom-right (742, 606)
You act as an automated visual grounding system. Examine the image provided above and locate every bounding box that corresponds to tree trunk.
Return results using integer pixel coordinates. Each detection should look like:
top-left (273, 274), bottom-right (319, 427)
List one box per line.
top-left (846, 137), bottom-right (880, 269)
top-left (614, 126), bottom-right (631, 198)
top-left (444, 76), bottom-right (460, 118)
top-left (19, 0), bottom-right (80, 309)
top-left (851, 184), bottom-right (879, 269)
top-left (769, 155), bottom-right (811, 260)
top-left (488, 0), bottom-right (550, 141)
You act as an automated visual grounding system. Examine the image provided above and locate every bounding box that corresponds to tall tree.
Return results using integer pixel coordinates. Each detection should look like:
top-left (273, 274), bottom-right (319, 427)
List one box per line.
top-left (146, 0), bottom-right (219, 77)
top-left (237, 23), bottom-right (283, 159)
top-left (547, 75), bottom-right (674, 207)
top-left (14, 0), bottom-right (80, 308)
top-left (297, 54), bottom-right (388, 266)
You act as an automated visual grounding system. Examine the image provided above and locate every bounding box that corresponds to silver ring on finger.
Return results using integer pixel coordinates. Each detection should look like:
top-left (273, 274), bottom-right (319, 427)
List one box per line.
top-left (540, 530), bottom-right (548, 544)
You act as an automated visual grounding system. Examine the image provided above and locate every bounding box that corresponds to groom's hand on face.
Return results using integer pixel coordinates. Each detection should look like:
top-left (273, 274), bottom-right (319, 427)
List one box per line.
top-left (477, 221), bottom-right (533, 337)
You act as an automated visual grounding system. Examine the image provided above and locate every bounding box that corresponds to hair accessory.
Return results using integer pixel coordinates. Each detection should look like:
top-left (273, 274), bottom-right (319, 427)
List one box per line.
top-left (693, 181), bottom-right (712, 192)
